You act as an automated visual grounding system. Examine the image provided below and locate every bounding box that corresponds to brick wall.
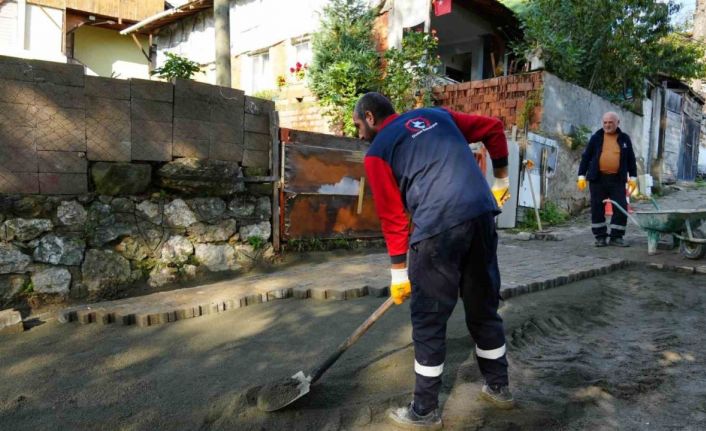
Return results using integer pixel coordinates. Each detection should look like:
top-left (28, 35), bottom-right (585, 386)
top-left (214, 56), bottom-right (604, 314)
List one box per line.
top-left (0, 55), bottom-right (274, 195)
top-left (276, 84), bottom-right (333, 134)
top-left (432, 72), bottom-right (544, 130)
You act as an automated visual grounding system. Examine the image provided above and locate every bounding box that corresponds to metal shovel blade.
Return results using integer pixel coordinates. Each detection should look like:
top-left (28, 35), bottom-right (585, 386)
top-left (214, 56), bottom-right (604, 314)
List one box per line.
top-left (256, 371), bottom-right (311, 412)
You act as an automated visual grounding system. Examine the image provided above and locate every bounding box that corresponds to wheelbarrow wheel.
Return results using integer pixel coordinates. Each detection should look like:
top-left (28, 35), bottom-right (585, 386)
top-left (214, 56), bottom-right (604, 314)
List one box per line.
top-left (680, 229), bottom-right (706, 260)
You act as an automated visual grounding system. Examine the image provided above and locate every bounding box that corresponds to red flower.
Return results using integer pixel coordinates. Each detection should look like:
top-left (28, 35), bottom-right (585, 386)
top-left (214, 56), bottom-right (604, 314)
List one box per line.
top-left (290, 67), bottom-right (295, 73)
top-left (296, 62), bottom-right (302, 71)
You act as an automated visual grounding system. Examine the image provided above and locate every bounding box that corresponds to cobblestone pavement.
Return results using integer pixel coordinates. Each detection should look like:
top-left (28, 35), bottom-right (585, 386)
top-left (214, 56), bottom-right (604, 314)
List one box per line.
top-left (50, 184), bottom-right (706, 329)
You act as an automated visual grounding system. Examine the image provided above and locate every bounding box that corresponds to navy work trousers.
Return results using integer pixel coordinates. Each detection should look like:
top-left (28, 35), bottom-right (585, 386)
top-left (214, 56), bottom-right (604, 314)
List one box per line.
top-left (408, 212), bottom-right (508, 414)
top-left (590, 173), bottom-right (628, 239)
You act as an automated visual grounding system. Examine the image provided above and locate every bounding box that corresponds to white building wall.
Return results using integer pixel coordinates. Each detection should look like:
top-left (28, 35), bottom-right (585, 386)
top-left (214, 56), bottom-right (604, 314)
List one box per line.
top-left (155, 10), bottom-right (216, 83)
top-left (0, 1), bottom-right (65, 63)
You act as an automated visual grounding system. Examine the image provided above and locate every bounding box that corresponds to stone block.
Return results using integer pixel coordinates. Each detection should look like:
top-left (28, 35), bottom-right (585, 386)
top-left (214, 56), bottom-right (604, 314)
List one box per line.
top-left (0, 144), bottom-right (37, 173)
top-left (85, 76), bottom-right (130, 100)
top-left (35, 106), bottom-right (86, 151)
top-left (292, 286), bottom-right (310, 299)
top-left (244, 95), bottom-right (273, 115)
top-left (244, 293), bottom-right (263, 306)
top-left (367, 285), bottom-right (389, 297)
top-left (76, 309), bottom-right (95, 324)
top-left (93, 309), bottom-right (115, 325)
top-left (175, 307), bottom-right (195, 320)
top-left (35, 83), bottom-right (85, 109)
top-left (173, 136), bottom-right (209, 159)
top-left (0, 101), bottom-right (36, 127)
top-left (131, 99), bottom-right (173, 122)
top-left (0, 309), bottom-right (24, 335)
top-left (0, 169), bottom-right (39, 193)
top-left (244, 131), bottom-right (270, 151)
top-left (174, 97), bottom-right (211, 121)
top-left (0, 56), bottom-right (84, 86)
top-left (695, 266), bottom-right (706, 275)
top-left (326, 288), bottom-right (347, 300)
top-left (130, 78), bottom-right (173, 102)
top-left (209, 142), bottom-right (244, 162)
top-left (242, 148), bottom-right (269, 168)
top-left (39, 173), bottom-right (87, 195)
top-left (310, 288), bottom-right (327, 300)
top-left (174, 79), bottom-right (216, 101)
top-left (0, 79), bottom-right (36, 104)
top-left (91, 162), bottom-right (151, 195)
top-left (173, 119), bottom-right (210, 140)
top-left (37, 151), bottom-right (87, 173)
top-left (131, 120), bottom-right (173, 161)
top-left (85, 97), bottom-right (131, 162)
top-left (211, 103), bottom-right (244, 124)
top-left (211, 122), bottom-right (243, 144)
top-left (244, 114), bottom-right (270, 134)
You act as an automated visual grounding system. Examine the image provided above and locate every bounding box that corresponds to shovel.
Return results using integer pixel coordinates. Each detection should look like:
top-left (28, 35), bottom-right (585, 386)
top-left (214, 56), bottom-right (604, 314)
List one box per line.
top-left (257, 296), bottom-right (396, 412)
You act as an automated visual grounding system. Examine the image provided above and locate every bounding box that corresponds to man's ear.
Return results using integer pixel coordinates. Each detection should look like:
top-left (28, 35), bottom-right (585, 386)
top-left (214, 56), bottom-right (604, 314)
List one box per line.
top-left (365, 111), bottom-right (376, 127)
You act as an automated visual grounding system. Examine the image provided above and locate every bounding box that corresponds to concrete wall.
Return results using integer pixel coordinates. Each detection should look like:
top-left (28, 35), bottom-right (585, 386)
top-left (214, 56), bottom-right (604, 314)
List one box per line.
top-left (74, 26), bottom-right (150, 80)
top-left (541, 72), bottom-right (644, 158)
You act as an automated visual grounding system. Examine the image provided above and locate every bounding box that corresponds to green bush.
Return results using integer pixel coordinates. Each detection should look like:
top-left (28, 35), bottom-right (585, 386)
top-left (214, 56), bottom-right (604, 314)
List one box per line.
top-left (518, 201), bottom-right (568, 230)
top-left (150, 52), bottom-right (201, 80)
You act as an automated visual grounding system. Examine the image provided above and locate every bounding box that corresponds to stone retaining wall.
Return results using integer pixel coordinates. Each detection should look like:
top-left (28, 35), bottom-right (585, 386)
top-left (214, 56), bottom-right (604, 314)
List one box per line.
top-left (0, 56), bottom-right (278, 306)
top-left (0, 161), bottom-right (274, 304)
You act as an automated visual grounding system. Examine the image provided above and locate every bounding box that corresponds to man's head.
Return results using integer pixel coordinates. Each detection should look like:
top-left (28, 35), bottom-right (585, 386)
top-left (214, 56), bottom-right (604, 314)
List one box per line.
top-left (353, 92), bottom-right (396, 141)
top-left (602, 111), bottom-right (620, 134)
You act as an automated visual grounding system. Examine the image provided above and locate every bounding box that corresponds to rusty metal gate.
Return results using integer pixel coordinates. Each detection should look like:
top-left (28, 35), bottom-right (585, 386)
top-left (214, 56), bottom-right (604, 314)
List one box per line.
top-left (279, 128), bottom-right (381, 241)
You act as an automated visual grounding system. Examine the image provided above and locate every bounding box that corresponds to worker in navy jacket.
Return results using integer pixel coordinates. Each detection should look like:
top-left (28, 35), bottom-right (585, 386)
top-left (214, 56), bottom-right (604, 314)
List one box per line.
top-left (352, 92), bottom-right (513, 430)
top-left (577, 112), bottom-right (638, 247)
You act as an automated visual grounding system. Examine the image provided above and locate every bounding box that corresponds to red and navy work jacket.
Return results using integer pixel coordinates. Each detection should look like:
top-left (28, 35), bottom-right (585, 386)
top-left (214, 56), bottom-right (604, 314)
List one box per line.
top-left (364, 108), bottom-right (508, 264)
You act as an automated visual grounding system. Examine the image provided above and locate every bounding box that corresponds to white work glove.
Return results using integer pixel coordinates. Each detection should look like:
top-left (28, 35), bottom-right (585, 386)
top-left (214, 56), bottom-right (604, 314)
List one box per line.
top-left (491, 177), bottom-right (510, 208)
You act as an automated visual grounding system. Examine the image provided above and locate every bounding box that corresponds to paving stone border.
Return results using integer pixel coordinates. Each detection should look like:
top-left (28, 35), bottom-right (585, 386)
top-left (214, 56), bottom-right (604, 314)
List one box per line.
top-left (55, 253), bottom-right (632, 329)
top-left (646, 262), bottom-right (706, 275)
top-left (0, 309), bottom-right (23, 335)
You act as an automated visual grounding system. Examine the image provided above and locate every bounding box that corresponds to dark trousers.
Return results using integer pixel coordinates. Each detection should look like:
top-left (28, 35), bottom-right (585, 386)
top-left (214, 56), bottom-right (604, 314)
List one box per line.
top-left (589, 174), bottom-right (628, 239)
top-left (408, 212), bottom-right (508, 414)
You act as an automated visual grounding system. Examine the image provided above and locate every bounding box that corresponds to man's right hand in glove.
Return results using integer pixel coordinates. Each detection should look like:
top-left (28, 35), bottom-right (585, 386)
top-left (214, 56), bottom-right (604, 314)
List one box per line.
top-left (577, 175), bottom-right (587, 191)
top-left (390, 267), bottom-right (411, 305)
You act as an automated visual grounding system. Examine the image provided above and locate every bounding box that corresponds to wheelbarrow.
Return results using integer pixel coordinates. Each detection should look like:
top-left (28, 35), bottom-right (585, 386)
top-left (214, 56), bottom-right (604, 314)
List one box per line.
top-left (605, 199), bottom-right (706, 259)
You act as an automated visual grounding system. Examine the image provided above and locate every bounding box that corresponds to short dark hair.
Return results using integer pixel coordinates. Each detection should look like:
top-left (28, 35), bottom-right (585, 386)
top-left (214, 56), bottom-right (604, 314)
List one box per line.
top-left (354, 92), bottom-right (396, 123)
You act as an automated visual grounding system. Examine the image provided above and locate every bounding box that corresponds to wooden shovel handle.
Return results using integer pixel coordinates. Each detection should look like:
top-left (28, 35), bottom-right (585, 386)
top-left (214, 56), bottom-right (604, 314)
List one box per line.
top-left (309, 296), bottom-right (396, 384)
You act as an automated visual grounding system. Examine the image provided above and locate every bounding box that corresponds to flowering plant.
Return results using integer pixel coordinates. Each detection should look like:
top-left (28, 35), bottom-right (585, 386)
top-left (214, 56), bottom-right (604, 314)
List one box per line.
top-left (290, 62), bottom-right (308, 81)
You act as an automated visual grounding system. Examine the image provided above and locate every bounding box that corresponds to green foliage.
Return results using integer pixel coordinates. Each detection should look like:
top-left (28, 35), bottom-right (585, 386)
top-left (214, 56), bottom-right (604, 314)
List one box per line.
top-left (382, 31), bottom-right (441, 112)
top-left (252, 89), bottom-right (279, 101)
top-left (514, 0), bottom-right (706, 103)
top-left (285, 237), bottom-right (385, 252)
top-left (247, 235), bottom-right (265, 250)
top-left (308, 0), bottom-right (381, 136)
top-left (19, 279), bottom-right (34, 295)
top-left (309, 0), bottom-right (441, 136)
top-left (150, 52), bottom-right (202, 80)
top-left (517, 89), bottom-right (542, 130)
top-left (518, 201), bottom-right (568, 231)
top-left (564, 125), bottom-right (592, 150)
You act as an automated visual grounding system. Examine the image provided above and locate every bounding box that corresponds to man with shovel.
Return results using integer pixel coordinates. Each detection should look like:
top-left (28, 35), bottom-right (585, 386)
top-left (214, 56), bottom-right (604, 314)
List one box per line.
top-left (353, 92), bottom-right (513, 430)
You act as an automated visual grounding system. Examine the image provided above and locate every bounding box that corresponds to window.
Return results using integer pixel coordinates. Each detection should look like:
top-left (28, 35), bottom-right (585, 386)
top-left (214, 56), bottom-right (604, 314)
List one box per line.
top-left (251, 51), bottom-right (271, 93)
top-left (293, 40), bottom-right (311, 66)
